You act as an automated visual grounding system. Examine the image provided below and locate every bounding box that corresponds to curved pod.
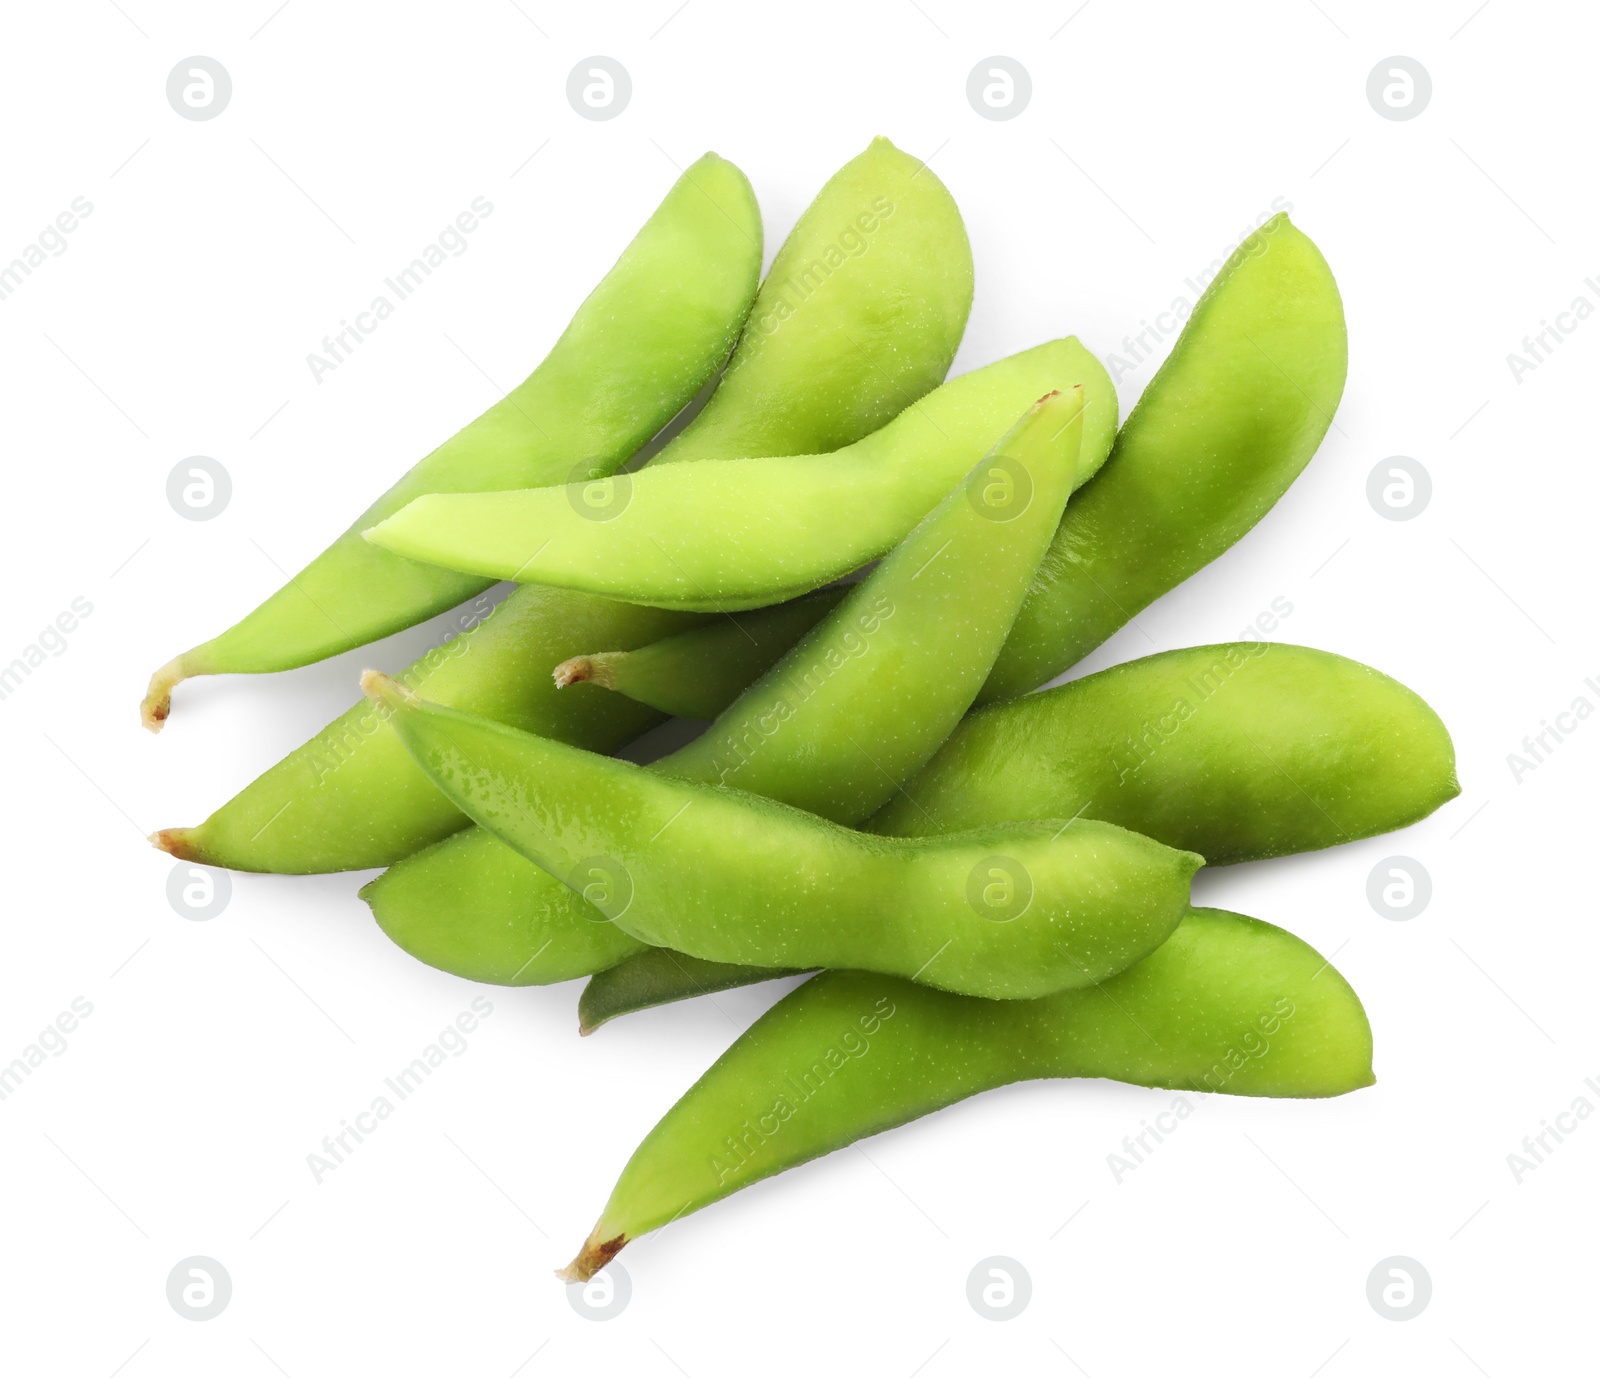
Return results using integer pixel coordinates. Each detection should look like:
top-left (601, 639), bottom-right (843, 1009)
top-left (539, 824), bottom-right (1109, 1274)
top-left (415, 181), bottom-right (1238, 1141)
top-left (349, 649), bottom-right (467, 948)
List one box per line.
top-left (562, 908), bottom-right (1375, 1280)
top-left (142, 153), bottom-right (763, 729)
top-left (980, 213), bottom-right (1348, 701)
top-left (363, 338), bottom-right (1117, 610)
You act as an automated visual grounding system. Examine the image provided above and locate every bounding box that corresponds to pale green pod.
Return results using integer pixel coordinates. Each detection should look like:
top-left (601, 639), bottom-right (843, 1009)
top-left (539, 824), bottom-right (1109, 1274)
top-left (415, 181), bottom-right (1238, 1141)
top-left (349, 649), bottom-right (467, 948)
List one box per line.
top-left (651, 135), bottom-right (973, 462)
top-left (366, 670), bottom-right (1199, 1001)
top-left (362, 338), bottom-right (1117, 610)
top-left (142, 153), bottom-right (762, 730)
top-left (979, 213), bottom-right (1348, 702)
top-left (560, 908), bottom-right (1375, 1280)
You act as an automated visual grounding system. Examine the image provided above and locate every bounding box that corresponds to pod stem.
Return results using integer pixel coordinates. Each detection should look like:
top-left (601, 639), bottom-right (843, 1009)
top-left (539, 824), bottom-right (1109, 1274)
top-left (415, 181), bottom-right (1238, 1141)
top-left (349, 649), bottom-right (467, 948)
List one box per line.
top-left (557, 1230), bottom-right (628, 1283)
top-left (359, 669), bottom-right (419, 712)
top-left (140, 655), bottom-right (191, 733)
top-left (551, 653), bottom-right (622, 691)
top-left (149, 827), bottom-right (201, 860)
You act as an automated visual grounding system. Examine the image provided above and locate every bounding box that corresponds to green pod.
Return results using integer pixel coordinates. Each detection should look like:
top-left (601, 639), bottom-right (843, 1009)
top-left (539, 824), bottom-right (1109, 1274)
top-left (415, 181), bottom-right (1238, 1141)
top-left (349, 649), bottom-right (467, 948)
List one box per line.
top-left (872, 641), bottom-right (1460, 860)
top-left (551, 588), bottom-right (848, 719)
top-left (560, 907), bottom-right (1375, 1280)
top-left (152, 591), bottom-right (697, 872)
top-left (363, 338), bottom-right (1116, 610)
top-left (151, 141), bottom-right (975, 873)
top-left (366, 671), bottom-right (1198, 1000)
top-left (979, 213), bottom-right (1348, 702)
top-left (141, 153), bottom-right (762, 731)
top-left (578, 639), bottom-right (1458, 1029)
top-left (362, 825), bottom-right (644, 984)
top-left (650, 135), bottom-right (973, 463)
top-left (365, 391), bottom-right (1098, 981)
top-left (579, 955), bottom-right (802, 1034)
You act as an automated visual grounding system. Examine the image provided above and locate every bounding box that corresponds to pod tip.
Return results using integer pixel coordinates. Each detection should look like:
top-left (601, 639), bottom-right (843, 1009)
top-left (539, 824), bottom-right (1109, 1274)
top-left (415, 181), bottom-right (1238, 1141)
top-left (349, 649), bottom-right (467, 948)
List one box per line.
top-left (150, 827), bottom-right (200, 861)
top-left (141, 656), bottom-right (188, 733)
top-left (557, 1231), bottom-right (628, 1283)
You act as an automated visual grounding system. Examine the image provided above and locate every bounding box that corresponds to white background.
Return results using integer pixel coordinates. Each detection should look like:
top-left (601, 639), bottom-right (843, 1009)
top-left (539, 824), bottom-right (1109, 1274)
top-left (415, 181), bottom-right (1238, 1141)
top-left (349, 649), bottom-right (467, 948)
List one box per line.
top-left (1, 1), bottom-right (1593, 1374)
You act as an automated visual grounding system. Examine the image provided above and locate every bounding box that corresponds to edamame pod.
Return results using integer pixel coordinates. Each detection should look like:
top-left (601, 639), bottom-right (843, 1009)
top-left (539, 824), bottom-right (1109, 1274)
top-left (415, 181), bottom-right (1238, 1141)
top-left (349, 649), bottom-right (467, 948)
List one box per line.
top-left (580, 955), bottom-right (803, 1035)
top-left (364, 390), bottom-right (1097, 980)
top-left (979, 213), bottom-right (1348, 702)
top-left (577, 639), bottom-right (1458, 1027)
top-left (362, 339), bottom-right (1117, 610)
top-left (365, 670), bottom-right (1200, 1000)
top-left (651, 135), bottom-right (973, 462)
top-left (151, 141), bottom-right (975, 871)
top-left (580, 953), bottom-right (804, 1035)
top-left (872, 641), bottom-right (1460, 859)
top-left (560, 907), bottom-right (1375, 1280)
top-left (552, 588), bottom-right (848, 719)
top-left (141, 153), bottom-right (762, 731)
top-left (153, 591), bottom-right (697, 873)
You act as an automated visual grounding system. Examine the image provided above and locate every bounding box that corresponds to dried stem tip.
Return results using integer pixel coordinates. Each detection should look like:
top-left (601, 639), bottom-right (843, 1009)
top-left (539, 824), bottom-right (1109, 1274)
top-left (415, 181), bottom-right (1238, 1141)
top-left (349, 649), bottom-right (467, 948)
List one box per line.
top-left (556, 1231), bottom-right (627, 1283)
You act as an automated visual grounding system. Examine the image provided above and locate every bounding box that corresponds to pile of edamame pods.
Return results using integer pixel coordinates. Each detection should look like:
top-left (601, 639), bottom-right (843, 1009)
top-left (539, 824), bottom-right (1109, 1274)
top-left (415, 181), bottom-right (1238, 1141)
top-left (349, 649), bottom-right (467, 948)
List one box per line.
top-left (147, 137), bottom-right (1457, 1281)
